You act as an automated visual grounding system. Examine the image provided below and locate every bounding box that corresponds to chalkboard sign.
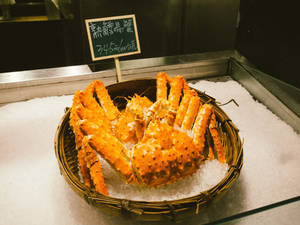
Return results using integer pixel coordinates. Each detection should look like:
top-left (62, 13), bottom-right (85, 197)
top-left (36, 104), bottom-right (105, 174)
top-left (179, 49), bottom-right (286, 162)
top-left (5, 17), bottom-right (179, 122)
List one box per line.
top-left (85, 15), bottom-right (141, 61)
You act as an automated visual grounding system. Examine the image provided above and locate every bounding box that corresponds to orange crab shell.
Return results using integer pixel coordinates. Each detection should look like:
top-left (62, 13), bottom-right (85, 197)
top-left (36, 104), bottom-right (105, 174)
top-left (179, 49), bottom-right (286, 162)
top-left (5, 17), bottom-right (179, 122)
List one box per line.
top-left (132, 121), bottom-right (204, 187)
top-left (131, 104), bottom-right (213, 187)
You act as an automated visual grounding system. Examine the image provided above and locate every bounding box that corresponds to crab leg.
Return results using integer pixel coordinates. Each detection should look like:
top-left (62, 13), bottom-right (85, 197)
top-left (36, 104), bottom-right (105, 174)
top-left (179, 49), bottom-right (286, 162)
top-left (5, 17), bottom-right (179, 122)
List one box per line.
top-left (156, 73), bottom-right (186, 125)
top-left (156, 72), bottom-right (170, 100)
top-left (78, 82), bottom-right (113, 132)
top-left (75, 102), bottom-right (112, 133)
top-left (71, 108), bottom-right (91, 188)
top-left (181, 94), bottom-right (201, 130)
top-left (81, 81), bottom-right (136, 142)
top-left (174, 89), bottom-right (195, 127)
top-left (71, 87), bottom-right (112, 190)
top-left (209, 112), bottom-right (226, 163)
top-left (168, 75), bottom-right (185, 111)
top-left (79, 92), bottom-right (107, 120)
top-left (206, 130), bottom-right (215, 160)
top-left (80, 81), bottom-right (100, 111)
top-left (94, 81), bottom-right (120, 121)
top-left (82, 136), bottom-right (108, 195)
top-left (192, 104), bottom-right (213, 153)
top-left (70, 90), bottom-right (84, 142)
top-left (69, 90), bottom-right (92, 188)
top-left (77, 148), bottom-right (92, 188)
top-left (72, 90), bottom-right (112, 143)
top-left (80, 120), bottom-right (136, 184)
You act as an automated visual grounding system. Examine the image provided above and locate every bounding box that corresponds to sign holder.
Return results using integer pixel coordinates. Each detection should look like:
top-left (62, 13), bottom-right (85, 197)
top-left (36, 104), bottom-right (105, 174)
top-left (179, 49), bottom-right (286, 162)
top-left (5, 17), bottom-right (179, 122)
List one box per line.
top-left (114, 57), bottom-right (122, 82)
top-left (85, 15), bottom-right (141, 82)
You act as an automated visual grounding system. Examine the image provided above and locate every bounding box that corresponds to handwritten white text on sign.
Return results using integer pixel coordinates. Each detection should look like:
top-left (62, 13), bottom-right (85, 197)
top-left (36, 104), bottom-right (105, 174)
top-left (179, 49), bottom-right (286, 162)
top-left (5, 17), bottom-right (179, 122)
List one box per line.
top-left (89, 19), bottom-right (134, 39)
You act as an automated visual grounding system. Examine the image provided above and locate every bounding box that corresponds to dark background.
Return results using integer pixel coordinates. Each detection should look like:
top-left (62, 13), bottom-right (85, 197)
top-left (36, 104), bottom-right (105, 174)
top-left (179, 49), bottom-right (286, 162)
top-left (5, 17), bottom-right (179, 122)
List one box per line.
top-left (236, 1), bottom-right (299, 88)
top-left (0, 0), bottom-right (299, 88)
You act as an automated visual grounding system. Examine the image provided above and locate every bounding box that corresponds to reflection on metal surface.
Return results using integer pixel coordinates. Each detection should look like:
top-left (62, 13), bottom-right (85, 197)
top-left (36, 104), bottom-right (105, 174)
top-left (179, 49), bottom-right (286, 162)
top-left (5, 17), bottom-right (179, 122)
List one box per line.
top-left (0, 51), bottom-right (231, 105)
top-left (0, 51), bottom-right (234, 86)
top-left (0, 65), bottom-right (92, 84)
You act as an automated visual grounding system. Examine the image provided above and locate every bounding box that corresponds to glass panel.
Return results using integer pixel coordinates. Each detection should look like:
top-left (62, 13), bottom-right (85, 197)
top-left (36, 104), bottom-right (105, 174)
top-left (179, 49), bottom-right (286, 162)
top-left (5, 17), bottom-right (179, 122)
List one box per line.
top-left (223, 200), bottom-right (300, 225)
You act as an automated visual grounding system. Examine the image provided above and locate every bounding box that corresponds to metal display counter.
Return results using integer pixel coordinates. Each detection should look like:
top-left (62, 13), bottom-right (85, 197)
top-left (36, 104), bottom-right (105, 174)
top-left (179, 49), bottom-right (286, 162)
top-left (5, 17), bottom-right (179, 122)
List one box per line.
top-left (0, 51), bottom-right (299, 224)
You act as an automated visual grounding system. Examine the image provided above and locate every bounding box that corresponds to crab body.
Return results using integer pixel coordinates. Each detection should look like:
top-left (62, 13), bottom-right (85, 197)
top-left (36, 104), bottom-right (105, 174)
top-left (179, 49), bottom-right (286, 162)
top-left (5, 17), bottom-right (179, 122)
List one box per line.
top-left (69, 73), bottom-right (225, 195)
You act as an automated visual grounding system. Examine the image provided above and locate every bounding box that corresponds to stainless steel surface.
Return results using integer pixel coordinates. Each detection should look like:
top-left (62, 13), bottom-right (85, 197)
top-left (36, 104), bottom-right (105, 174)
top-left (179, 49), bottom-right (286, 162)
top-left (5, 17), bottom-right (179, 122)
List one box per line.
top-left (0, 51), bottom-right (234, 85)
top-left (0, 64), bottom-right (92, 86)
top-left (0, 51), bottom-right (233, 105)
top-left (0, 51), bottom-right (299, 224)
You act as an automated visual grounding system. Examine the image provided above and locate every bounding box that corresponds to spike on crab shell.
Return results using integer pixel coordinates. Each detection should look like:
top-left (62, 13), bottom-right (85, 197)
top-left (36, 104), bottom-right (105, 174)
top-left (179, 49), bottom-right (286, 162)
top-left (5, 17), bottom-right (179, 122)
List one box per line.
top-left (178, 164), bottom-right (184, 171)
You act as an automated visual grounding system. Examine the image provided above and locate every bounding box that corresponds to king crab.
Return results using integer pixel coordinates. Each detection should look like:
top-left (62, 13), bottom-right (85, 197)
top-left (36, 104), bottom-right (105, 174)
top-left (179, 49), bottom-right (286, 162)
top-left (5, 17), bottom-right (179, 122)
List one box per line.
top-left (69, 73), bottom-right (225, 195)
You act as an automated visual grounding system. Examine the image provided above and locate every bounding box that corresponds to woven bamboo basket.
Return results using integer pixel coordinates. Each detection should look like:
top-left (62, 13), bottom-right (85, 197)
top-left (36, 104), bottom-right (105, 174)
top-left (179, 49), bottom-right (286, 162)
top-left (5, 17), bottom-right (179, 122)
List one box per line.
top-left (54, 79), bottom-right (243, 222)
